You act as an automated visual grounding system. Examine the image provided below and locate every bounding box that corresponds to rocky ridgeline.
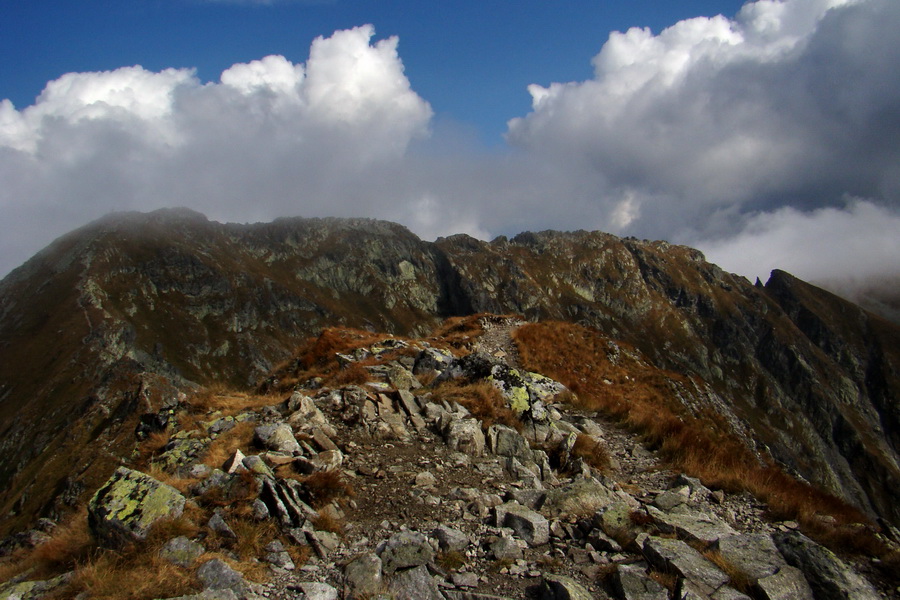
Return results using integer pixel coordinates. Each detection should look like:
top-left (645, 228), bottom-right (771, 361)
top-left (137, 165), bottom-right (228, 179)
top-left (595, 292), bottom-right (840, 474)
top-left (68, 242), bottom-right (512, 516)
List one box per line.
top-left (1, 322), bottom-right (894, 600)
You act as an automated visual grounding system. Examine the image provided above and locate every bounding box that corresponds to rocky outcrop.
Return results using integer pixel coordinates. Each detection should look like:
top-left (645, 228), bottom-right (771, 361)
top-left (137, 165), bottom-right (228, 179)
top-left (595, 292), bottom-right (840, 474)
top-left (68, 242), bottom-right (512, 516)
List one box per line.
top-left (2, 328), bottom-right (894, 599)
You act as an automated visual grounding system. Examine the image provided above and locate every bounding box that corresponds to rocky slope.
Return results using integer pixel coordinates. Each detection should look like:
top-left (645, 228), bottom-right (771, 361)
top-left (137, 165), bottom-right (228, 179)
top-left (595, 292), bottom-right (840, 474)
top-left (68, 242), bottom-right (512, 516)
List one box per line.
top-left (0, 208), bottom-right (898, 541)
top-left (1, 317), bottom-right (896, 599)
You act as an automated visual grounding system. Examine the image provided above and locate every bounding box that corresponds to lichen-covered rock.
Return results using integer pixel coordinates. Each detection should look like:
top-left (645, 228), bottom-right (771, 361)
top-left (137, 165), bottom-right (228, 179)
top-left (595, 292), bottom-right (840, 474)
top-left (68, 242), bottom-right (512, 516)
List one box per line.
top-left (343, 552), bottom-right (384, 600)
top-left (542, 477), bottom-right (616, 517)
top-left (647, 504), bottom-right (736, 544)
top-left (253, 423), bottom-right (301, 455)
top-left (540, 573), bottom-right (594, 600)
top-left (444, 418), bottom-right (486, 456)
top-left (773, 531), bottom-right (880, 600)
top-left (502, 503), bottom-right (550, 546)
top-left (487, 425), bottom-right (531, 462)
top-left (643, 536), bottom-right (729, 597)
top-left (613, 563), bottom-right (668, 600)
top-left (154, 435), bottom-right (210, 472)
top-left (377, 531), bottom-right (435, 575)
top-left (88, 467), bottom-right (186, 548)
top-left (432, 524), bottom-right (469, 552)
top-left (755, 565), bottom-right (815, 600)
top-left (388, 564), bottom-right (444, 600)
top-left (291, 582), bottom-right (338, 600)
top-left (159, 536), bottom-right (205, 567)
top-left (196, 558), bottom-right (245, 593)
top-left (487, 364), bottom-right (566, 414)
top-left (0, 573), bottom-right (72, 600)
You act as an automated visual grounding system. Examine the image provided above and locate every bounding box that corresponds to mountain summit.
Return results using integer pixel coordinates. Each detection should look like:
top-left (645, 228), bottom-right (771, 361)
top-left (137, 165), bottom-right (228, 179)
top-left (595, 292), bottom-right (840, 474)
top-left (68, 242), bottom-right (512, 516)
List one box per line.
top-left (0, 209), bottom-right (898, 595)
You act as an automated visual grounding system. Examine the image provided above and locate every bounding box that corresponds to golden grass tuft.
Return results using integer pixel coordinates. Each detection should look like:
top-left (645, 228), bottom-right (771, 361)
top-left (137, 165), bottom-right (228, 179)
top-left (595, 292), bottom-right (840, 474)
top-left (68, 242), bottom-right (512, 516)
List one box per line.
top-left (0, 508), bottom-right (95, 583)
top-left (436, 550), bottom-right (466, 571)
top-left (145, 464), bottom-right (200, 495)
top-left (135, 430), bottom-right (173, 467)
top-left (649, 570), bottom-right (678, 592)
top-left (327, 361), bottom-right (372, 387)
top-left (429, 380), bottom-right (520, 431)
top-left (5, 508), bottom-right (206, 600)
top-left (201, 421), bottom-right (257, 469)
top-left (189, 386), bottom-right (279, 417)
top-left (229, 517), bottom-right (277, 561)
top-left (311, 511), bottom-right (345, 535)
top-left (66, 551), bottom-right (197, 600)
top-left (299, 470), bottom-right (356, 508)
top-left (571, 433), bottom-right (611, 472)
top-left (703, 549), bottom-right (754, 593)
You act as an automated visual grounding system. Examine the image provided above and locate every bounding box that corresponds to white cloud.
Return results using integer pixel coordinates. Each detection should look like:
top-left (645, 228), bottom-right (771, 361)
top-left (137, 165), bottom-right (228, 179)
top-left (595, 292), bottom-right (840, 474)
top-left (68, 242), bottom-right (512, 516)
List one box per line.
top-left (507, 0), bottom-right (900, 242)
top-left (696, 199), bottom-right (900, 284)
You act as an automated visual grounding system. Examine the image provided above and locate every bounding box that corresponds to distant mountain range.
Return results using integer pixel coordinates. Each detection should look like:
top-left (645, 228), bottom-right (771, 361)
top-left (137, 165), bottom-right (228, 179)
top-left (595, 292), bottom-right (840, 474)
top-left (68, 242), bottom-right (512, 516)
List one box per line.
top-left (0, 208), bottom-right (897, 538)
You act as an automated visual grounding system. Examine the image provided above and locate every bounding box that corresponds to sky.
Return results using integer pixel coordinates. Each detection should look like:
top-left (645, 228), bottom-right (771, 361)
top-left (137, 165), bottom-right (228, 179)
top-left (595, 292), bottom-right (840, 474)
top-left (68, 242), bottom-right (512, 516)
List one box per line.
top-left (1, 0), bottom-right (899, 300)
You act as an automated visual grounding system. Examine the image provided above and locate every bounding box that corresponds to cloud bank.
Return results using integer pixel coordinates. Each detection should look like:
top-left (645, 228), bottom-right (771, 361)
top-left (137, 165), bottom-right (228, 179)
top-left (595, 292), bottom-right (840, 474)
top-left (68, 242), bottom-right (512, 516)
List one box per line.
top-left (2, 1), bottom-right (899, 301)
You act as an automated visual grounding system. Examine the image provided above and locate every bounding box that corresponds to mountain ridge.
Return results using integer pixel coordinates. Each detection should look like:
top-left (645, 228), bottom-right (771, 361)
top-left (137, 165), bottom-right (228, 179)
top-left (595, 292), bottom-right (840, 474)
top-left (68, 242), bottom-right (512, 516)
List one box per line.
top-left (0, 208), bottom-right (898, 541)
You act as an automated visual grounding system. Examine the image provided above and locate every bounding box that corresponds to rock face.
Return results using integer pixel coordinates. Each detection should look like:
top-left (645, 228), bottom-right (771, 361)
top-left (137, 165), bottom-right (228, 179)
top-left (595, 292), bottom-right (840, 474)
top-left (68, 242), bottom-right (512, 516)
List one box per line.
top-left (87, 467), bottom-right (186, 548)
top-left (0, 209), bottom-right (899, 536)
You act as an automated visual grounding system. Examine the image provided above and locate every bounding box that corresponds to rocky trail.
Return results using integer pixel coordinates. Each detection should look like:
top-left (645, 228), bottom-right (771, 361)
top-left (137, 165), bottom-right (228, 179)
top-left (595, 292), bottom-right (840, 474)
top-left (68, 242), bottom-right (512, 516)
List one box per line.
top-left (1, 317), bottom-right (896, 600)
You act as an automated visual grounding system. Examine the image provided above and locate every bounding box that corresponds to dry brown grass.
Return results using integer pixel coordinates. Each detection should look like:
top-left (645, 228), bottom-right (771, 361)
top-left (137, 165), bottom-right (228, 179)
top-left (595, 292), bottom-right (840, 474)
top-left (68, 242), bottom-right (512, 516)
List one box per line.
top-left (64, 552), bottom-right (197, 599)
top-left (9, 510), bottom-right (206, 600)
top-left (327, 361), bottom-right (372, 387)
top-left (649, 570), bottom-right (678, 592)
top-left (145, 464), bottom-right (200, 495)
top-left (436, 550), bottom-right (466, 571)
top-left (429, 380), bottom-right (520, 431)
top-left (135, 430), bottom-right (172, 467)
top-left (196, 471), bottom-right (260, 510)
top-left (286, 542), bottom-right (312, 569)
top-left (429, 314), bottom-right (487, 347)
top-left (229, 517), bottom-right (277, 561)
top-left (514, 321), bottom-right (880, 555)
top-left (189, 386), bottom-right (279, 417)
top-left (264, 328), bottom-right (399, 390)
top-left (201, 420), bottom-right (257, 469)
top-left (299, 470), bottom-right (355, 508)
top-left (0, 508), bottom-right (94, 582)
top-left (571, 433), bottom-right (611, 471)
top-left (311, 511), bottom-right (345, 535)
top-left (703, 549), bottom-right (754, 593)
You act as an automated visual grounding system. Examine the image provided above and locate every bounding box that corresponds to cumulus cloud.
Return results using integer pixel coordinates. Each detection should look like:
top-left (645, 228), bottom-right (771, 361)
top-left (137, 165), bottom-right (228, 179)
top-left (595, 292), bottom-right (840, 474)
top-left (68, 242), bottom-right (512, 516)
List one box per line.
top-left (2, 1), bottom-right (900, 306)
top-left (698, 199), bottom-right (900, 283)
top-left (503, 0), bottom-right (900, 290)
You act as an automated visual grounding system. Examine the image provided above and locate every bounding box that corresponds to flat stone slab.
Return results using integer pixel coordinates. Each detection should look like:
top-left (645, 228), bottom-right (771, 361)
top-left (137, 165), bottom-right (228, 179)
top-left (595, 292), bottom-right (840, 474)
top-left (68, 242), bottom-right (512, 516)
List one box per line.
top-left (713, 533), bottom-right (786, 580)
top-left (643, 536), bottom-right (729, 597)
top-left (613, 563), bottom-right (668, 600)
top-left (540, 573), bottom-right (594, 600)
top-left (502, 503), bottom-right (550, 546)
top-left (647, 504), bottom-right (736, 544)
top-left (756, 565), bottom-right (814, 600)
top-left (388, 564), bottom-right (444, 600)
top-left (378, 530), bottom-right (435, 574)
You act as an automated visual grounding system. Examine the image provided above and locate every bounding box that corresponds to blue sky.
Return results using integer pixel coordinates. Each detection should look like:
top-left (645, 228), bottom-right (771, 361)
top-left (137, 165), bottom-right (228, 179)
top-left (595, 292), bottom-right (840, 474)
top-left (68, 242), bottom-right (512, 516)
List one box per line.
top-left (1, 0), bottom-right (899, 301)
top-left (3, 0), bottom-right (746, 144)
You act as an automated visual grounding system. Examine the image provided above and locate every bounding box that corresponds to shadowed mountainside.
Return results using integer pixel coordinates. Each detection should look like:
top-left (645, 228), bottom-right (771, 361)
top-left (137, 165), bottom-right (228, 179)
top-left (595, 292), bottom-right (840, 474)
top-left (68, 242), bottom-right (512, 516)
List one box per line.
top-left (0, 208), bottom-right (898, 538)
